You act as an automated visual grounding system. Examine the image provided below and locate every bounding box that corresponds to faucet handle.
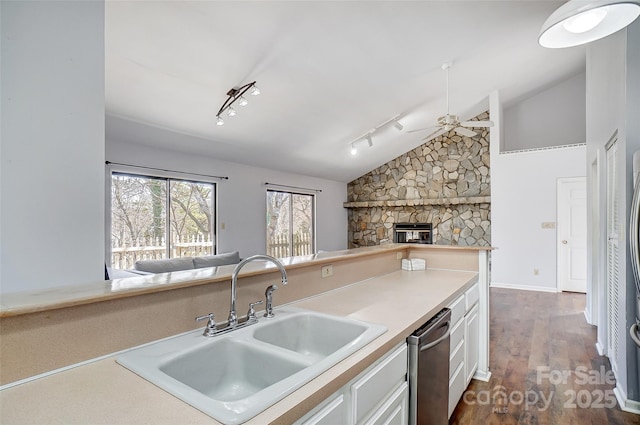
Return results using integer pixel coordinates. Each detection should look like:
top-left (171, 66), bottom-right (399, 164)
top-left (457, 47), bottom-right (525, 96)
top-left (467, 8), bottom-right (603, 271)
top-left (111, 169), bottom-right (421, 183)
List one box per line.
top-left (195, 313), bottom-right (216, 329)
top-left (247, 300), bottom-right (264, 321)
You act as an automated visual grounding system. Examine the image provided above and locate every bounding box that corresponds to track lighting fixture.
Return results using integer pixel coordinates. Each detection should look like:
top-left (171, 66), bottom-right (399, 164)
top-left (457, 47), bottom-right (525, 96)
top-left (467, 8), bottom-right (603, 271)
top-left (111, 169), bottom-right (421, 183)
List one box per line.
top-left (346, 115), bottom-right (406, 156)
top-left (215, 81), bottom-right (260, 126)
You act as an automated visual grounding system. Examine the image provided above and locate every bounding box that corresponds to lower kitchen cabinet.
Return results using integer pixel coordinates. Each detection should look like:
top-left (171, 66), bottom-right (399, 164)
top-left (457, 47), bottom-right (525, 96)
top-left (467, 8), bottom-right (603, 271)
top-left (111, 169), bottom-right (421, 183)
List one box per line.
top-left (447, 282), bottom-right (480, 418)
top-left (298, 394), bottom-right (346, 425)
top-left (363, 382), bottom-right (408, 425)
top-left (295, 343), bottom-right (408, 425)
top-left (464, 303), bottom-right (479, 384)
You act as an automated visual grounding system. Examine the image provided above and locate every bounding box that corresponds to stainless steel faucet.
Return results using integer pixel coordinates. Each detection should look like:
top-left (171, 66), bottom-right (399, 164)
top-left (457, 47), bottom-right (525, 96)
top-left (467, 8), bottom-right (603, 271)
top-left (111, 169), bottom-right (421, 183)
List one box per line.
top-left (229, 254), bottom-right (288, 326)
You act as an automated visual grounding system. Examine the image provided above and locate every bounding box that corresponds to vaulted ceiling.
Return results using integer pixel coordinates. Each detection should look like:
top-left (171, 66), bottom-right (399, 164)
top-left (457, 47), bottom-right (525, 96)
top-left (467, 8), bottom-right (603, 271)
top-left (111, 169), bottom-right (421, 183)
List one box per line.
top-left (105, 1), bottom-right (586, 182)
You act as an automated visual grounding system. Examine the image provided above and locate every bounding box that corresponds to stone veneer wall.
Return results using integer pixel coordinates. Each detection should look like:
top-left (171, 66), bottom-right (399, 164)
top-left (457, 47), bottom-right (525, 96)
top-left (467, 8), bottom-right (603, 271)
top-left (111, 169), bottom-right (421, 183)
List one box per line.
top-left (345, 111), bottom-right (491, 247)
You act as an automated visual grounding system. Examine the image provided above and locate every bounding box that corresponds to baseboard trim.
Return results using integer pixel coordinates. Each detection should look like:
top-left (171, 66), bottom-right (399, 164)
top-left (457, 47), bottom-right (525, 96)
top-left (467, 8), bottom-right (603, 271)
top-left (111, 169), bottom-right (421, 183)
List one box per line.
top-left (596, 342), bottom-right (605, 356)
top-left (614, 386), bottom-right (640, 414)
top-left (490, 282), bottom-right (559, 293)
top-left (583, 309), bottom-right (593, 325)
top-left (473, 370), bottom-right (491, 382)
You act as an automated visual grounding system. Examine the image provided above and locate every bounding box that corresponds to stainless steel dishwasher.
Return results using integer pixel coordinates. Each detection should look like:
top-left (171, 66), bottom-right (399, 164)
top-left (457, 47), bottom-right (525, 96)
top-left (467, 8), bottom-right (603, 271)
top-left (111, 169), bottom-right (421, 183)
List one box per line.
top-left (407, 308), bottom-right (451, 425)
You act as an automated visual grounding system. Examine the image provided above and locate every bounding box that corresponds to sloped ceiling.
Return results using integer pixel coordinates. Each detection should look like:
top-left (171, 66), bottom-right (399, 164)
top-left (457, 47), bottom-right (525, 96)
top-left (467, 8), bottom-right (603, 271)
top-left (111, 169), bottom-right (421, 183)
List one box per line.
top-left (105, 1), bottom-right (585, 182)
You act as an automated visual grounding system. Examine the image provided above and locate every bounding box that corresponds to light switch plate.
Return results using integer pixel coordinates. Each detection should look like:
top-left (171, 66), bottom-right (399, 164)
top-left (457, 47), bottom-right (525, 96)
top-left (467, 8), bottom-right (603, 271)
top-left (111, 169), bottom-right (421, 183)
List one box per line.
top-left (541, 222), bottom-right (556, 229)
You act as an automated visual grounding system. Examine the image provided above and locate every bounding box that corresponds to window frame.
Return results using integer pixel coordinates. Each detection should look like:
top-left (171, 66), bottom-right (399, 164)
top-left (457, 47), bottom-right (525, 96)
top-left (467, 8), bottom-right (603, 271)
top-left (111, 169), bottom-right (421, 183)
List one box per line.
top-left (105, 164), bottom-right (218, 268)
top-left (265, 188), bottom-right (317, 257)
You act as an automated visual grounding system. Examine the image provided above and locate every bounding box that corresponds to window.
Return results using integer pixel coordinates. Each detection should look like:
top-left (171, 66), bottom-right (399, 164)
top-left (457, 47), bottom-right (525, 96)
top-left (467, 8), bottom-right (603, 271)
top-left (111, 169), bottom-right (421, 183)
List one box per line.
top-left (109, 172), bottom-right (216, 269)
top-left (266, 190), bottom-right (315, 257)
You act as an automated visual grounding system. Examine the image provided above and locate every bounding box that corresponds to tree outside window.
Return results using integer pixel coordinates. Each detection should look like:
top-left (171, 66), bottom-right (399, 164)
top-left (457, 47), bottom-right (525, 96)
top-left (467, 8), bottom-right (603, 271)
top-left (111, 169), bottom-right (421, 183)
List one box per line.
top-left (266, 190), bottom-right (314, 257)
top-left (110, 173), bottom-right (215, 269)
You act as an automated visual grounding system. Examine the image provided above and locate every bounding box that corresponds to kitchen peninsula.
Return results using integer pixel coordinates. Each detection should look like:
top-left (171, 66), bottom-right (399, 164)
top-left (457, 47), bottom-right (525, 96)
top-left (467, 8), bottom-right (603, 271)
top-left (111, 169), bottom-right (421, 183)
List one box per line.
top-left (0, 244), bottom-right (491, 424)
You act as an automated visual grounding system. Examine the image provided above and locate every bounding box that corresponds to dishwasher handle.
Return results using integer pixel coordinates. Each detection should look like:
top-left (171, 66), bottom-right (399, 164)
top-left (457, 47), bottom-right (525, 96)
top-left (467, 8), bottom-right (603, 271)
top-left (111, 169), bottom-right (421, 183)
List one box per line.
top-left (419, 321), bottom-right (450, 352)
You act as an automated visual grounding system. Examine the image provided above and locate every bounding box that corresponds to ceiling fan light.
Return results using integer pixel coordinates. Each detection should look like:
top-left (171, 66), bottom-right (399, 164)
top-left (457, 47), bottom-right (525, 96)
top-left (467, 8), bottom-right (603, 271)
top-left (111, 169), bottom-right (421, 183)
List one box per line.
top-left (216, 116), bottom-right (224, 126)
top-left (227, 107), bottom-right (237, 117)
top-left (250, 85), bottom-right (261, 96)
top-left (539, 0), bottom-right (640, 48)
top-left (350, 143), bottom-right (358, 156)
top-left (238, 96), bottom-right (248, 107)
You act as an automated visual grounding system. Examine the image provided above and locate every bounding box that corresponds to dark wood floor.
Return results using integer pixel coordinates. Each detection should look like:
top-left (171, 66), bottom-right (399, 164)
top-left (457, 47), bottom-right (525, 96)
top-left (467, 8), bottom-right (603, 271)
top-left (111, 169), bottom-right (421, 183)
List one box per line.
top-left (449, 288), bottom-right (639, 425)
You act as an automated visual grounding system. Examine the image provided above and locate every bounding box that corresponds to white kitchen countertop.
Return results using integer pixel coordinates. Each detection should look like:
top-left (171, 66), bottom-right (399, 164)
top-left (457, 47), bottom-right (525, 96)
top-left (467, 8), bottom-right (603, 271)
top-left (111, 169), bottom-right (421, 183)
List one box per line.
top-left (0, 267), bottom-right (478, 424)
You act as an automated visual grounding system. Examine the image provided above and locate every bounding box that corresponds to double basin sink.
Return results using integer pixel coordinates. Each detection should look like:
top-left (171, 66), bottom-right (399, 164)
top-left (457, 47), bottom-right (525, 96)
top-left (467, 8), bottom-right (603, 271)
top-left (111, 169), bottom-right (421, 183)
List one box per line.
top-left (117, 307), bottom-right (387, 424)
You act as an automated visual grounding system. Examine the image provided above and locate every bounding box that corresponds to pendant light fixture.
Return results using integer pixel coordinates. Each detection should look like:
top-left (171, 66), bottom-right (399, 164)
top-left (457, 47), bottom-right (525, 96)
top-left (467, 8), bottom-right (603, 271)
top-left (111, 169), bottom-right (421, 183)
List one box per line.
top-left (539, 0), bottom-right (640, 48)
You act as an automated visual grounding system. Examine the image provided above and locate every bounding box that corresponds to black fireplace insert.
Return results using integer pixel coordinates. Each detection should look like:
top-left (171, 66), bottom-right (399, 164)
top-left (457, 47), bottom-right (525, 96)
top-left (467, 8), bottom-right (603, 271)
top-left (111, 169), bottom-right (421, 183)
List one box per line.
top-left (393, 223), bottom-right (433, 244)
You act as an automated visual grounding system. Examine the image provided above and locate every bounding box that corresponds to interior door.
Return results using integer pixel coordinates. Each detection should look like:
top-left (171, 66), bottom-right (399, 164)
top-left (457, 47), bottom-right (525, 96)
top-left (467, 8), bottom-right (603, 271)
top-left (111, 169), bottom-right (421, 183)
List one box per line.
top-left (557, 177), bottom-right (587, 293)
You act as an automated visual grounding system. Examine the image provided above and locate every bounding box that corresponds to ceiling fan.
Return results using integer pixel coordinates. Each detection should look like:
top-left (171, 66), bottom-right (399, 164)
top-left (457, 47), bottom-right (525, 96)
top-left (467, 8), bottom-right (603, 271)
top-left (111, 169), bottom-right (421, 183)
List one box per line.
top-left (409, 62), bottom-right (494, 140)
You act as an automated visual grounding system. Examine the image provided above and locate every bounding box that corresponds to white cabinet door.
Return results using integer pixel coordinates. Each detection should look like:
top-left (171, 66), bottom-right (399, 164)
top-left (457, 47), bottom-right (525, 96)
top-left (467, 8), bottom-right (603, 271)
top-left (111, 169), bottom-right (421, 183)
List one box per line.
top-left (464, 303), bottom-right (479, 384)
top-left (297, 394), bottom-right (346, 425)
top-left (363, 382), bottom-right (408, 425)
top-left (448, 361), bottom-right (465, 418)
top-left (352, 344), bottom-right (408, 424)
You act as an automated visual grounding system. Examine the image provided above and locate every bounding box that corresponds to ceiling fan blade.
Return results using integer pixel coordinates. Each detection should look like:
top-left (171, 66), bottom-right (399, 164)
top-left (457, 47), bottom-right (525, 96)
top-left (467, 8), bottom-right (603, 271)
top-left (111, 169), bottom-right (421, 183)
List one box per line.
top-left (460, 120), bottom-right (494, 128)
top-left (407, 125), bottom-right (439, 134)
top-left (422, 128), bottom-right (445, 142)
top-left (454, 126), bottom-right (477, 137)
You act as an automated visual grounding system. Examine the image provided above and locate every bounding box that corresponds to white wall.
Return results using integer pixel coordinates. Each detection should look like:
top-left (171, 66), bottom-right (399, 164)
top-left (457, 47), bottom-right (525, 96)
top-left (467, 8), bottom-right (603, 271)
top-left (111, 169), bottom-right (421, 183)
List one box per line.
top-left (586, 22), bottom-right (640, 407)
top-left (490, 143), bottom-right (586, 291)
top-left (504, 72), bottom-right (586, 151)
top-left (106, 122), bottom-right (348, 259)
top-left (491, 72), bottom-right (587, 293)
top-left (0, 1), bottom-right (105, 294)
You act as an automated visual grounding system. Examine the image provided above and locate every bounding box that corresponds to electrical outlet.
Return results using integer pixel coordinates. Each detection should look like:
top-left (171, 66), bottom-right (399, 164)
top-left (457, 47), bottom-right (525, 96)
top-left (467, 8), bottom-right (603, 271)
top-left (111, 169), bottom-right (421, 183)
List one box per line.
top-left (321, 265), bottom-right (333, 278)
top-left (534, 268), bottom-right (540, 276)
top-left (541, 222), bottom-right (556, 229)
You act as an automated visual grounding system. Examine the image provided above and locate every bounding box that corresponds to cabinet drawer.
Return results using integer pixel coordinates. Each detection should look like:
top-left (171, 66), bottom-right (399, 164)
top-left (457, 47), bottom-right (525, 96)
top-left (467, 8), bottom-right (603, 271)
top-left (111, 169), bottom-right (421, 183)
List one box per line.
top-left (448, 361), bottom-right (466, 418)
top-left (449, 294), bottom-right (466, 326)
top-left (465, 282), bottom-right (479, 311)
top-left (352, 344), bottom-right (408, 424)
top-left (449, 315), bottom-right (464, 356)
top-left (363, 382), bottom-right (408, 425)
top-left (449, 339), bottom-right (464, 380)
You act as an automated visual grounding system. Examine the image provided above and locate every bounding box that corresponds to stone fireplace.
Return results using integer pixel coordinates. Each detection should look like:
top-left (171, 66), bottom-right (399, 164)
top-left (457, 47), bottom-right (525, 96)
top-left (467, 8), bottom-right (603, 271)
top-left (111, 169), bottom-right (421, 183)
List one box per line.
top-left (345, 111), bottom-right (491, 247)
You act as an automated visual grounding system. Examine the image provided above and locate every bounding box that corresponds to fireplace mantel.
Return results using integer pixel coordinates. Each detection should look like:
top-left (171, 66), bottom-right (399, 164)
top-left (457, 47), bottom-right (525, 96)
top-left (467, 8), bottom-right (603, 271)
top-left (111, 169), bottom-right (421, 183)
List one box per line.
top-left (343, 196), bottom-right (491, 209)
